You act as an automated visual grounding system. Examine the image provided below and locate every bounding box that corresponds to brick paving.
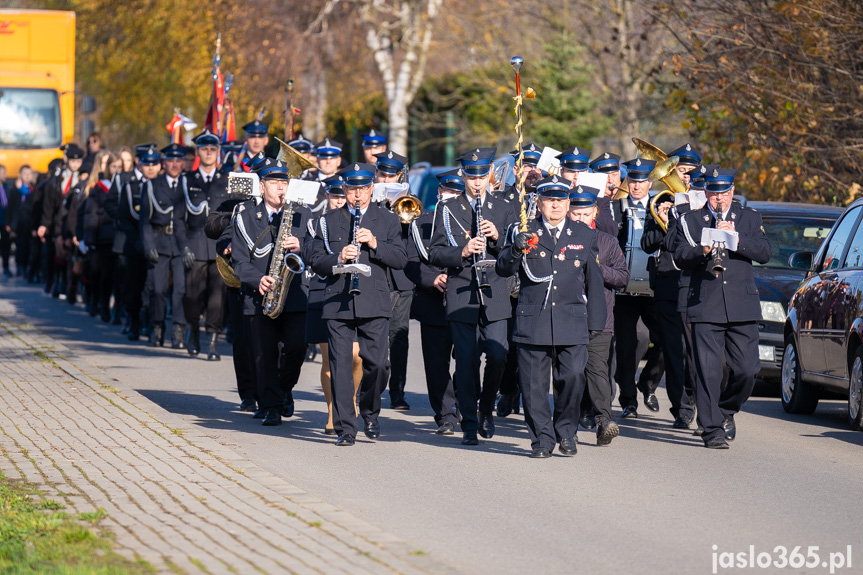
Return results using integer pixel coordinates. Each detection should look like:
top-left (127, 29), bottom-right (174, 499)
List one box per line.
top-left (0, 298), bottom-right (459, 575)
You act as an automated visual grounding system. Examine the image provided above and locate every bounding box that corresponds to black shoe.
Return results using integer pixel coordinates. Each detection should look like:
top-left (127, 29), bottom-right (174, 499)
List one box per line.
top-left (324, 428), bottom-right (337, 436)
top-left (693, 425), bottom-right (704, 436)
top-left (597, 421), bottom-right (620, 446)
top-left (579, 411), bottom-right (596, 430)
top-left (621, 405), bottom-right (638, 419)
top-left (151, 324), bottom-right (164, 347)
top-left (461, 432), bottom-right (479, 446)
top-left (722, 416), bottom-right (736, 441)
top-left (336, 434), bottom-right (355, 446)
top-left (530, 447), bottom-right (551, 459)
top-left (304, 345), bottom-right (316, 362)
top-left (171, 324), bottom-right (185, 349)
top-left (436, 421), bottom-right (455, 435)
top-left (206, 332), bottom-right (220, 361)
top-left (186, 326), bottom-right (200, 356)
top-left (391, 398), bottom-right (410, 411)
top-left (262, 408), bottom-right (282, 426)
top-left (100, 309), bottom-right (111, 323)
top-left (478, 410), bottom-right (495, 439)
top-left (239, 399), bottom-right (257, 412)
top-left (252, 409), bottom-right (266, 419)
top-left (704, 435), bottom-right (730, 449)
top-left (496, 394), bottom-right (513, 417)
top-left (644, 393), bottom-right (660, 412)
top-left (558, 437), bottom-right (578, 456)
top-left (281, 391), bottom-right (294, 418)
top-left (127, 328), bottom-right (140, 342)
top-left (672, 416), bottom-right (692, 429)
top-left (364, 420), bottom-right (380, 439)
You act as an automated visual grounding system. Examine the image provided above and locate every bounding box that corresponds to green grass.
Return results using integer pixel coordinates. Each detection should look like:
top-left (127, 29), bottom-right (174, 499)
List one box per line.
top-left (0, 475), bottom-right (154, 574)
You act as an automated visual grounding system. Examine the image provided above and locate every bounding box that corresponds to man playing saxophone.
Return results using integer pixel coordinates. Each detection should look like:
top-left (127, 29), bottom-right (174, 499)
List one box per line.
top-left (230, 159), bottom-right (311, 426)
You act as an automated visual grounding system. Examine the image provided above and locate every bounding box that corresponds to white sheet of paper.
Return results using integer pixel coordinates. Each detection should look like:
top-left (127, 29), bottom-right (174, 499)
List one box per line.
top-left (701, 227), bottom-right (739, 251)
top-left (372, 182), bottom-right (410, 203)
top-left (576, 172), bottom-right (609, 198)
top-left (674, 192), bottom-right (689, 206)
top-left (286, 179), bottom-right (321, 205)
top-left (536, 146), bottom-right (561, 173)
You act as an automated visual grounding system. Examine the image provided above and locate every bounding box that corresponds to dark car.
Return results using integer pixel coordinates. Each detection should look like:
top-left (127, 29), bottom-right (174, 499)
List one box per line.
top-left (781, 198), bottom-right (863, 429)
top-left (748, 201), bottom-right (843, 381)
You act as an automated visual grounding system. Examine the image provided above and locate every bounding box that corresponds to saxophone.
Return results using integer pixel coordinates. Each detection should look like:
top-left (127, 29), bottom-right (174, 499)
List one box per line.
top-left (263, 201), bottom-right (305, 318)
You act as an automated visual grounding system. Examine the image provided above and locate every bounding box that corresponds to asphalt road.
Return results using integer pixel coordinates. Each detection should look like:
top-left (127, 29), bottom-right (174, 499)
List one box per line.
top-left (5, 279), bottom-right (863, 575)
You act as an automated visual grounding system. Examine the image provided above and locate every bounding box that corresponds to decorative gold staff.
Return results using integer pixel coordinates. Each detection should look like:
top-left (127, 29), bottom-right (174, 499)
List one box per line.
top-left (510, 56), bottom-right (535, 232)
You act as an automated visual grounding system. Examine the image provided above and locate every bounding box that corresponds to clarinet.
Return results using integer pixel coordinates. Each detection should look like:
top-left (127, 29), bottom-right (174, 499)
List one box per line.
top-left (711, 199), bottom-right (727, 277)
top-left (475, 197), bottom-right (491, 290)
top-left (349, 200), bottom-right (362, 295)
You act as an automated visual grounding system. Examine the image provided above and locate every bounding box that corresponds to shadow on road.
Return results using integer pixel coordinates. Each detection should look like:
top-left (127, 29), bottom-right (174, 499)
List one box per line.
top-left (745, 397), bottom-right (863, 447)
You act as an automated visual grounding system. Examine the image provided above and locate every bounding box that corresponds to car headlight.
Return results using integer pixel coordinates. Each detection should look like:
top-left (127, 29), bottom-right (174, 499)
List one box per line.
top-left (760, 301), bottom-right (786, 323)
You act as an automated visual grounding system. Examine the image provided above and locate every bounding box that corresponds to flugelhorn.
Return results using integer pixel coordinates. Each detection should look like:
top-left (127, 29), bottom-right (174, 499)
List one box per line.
top-left (648, 190), bottom-right (675, 234)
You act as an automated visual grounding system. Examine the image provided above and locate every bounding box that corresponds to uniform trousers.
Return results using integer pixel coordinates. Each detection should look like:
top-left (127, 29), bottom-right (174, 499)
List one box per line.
top-left (498, 299), bottom-right (520, 399)
top-left (14, 229), bottom-right (30, 276)
top-left (690, 321), bottom-right (760, 441)
top-left (125, 254), bottom-right (148, 329)
top-left (112, 253), bottom-right (127, 319)
top-left (419, 322), bottom-right (456, 426)
top-left (518, 343), bottom-right (587, 450)
top-left (327, 316), bottom-right (390, 438)
top-left (0, 227), bottom-right (10, 270)
top-left (387, 289), bottom-right (413, 403)
top-left (148, 254), bottom-right (186, 326)
top-left (248, 311), bottom-right (306, 410)
top-left (183, 260), bottom-right (226, 333)
top-left (450, 312), bottom-right (508, 433)
top-left (88, 245), bottom-right (115, 317)
top-left (615, 294), bottom-right (664, 408)
top-left (227, 288), bottom-right (255, 402)
top-left (654, 299), bottom-right (695, 419)
top-left (584, 332), bottom-right (615, 425)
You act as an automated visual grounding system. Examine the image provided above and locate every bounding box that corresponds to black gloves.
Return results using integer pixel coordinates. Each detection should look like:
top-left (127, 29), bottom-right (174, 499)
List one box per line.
top-left (182, 246), bottom-right (195, 269)
top-left (145, 248), bottom-right (159, 263)
top-left (512, 232), bottom-right (534, 257)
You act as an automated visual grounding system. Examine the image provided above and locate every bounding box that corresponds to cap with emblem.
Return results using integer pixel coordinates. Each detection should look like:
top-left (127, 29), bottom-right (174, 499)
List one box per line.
top-left (589, 151), bottom-right (621, 173)
top-left (221, 140), bottom-right (243, 155)
top-left (668, 143), bottom-right (702, 168)
top-left (315, 138), bottom-right (343, 158)
top-left (362, 129), bottom-right (387, 148)
top-left (687, 164), bottom-right (715, 191)
top-left (622, 158), bottom-right (656, 182)
top-left (437, 169), bottom-right (465, 193)
top-left (509, 142), bottom-right (542, 166)
top-left (242, 119), bottom-right (269, 137)
top-left (535, 175), bottom-right (572, 198)
top-left (136, 143), bottom-right (161, 165)
top-left (245, 151), bottom-right (267, 172)
top-left (256, 158), bottom-right (290, 181)
top-left (323, 174), bottom-right (345, 196)
top-left (374, 150), bottom-right (408, 175)
top-left (60, 143), bottom-right (85, 160)
top-left (569, 186), bottom-right (600, 207)
top-left (704, 167), bottom-right (737, 193)
top-left (288, 134), bottom-right (314, 153)
top-left (557, 147), bottom-right (592, 172)
top-left (337, 162), bottom-right (376, 187)
top-left (193, 129), bottom-right (221, 148)
top-left (161, 143), bottom-right (185, 159)
top-left (458, 148), bottom-right (495, 176)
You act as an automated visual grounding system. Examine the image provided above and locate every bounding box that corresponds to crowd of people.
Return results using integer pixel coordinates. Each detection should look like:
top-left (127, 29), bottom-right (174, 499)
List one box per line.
top-left (0, 119), bottom-right (772, 456)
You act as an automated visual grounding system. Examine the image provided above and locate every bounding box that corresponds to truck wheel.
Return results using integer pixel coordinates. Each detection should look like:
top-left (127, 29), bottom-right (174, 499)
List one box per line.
top-left (780, 334), bottom-right (818, 414)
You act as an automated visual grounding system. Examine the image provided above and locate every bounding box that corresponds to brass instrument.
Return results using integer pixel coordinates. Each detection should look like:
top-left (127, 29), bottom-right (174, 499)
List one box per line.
top-left (648, 190), bottom-right (676, 234)
top-left (263, 200), bottom-right (306, 318)
top-left (274, 137), bottom-right (317, 178)
top-left (391, 193), bottom-right (423, 224)
top-left (491, 161), bottom-right (510, 192)
top-left (632, 137), bottom-right (687, 194)
top-left (216, 254), bottom-right (241, 289)
top-left (648, 155), bottom-right (687, 196)
top-left (711, 199), bottom-right (727, 277)
top-left (349, 200), bottom-right (362, 295)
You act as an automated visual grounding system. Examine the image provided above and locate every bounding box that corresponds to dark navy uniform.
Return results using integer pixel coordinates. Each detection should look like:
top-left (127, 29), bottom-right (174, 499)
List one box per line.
top-left (83, 177), bottom-right (119, 320)
top-left (405, 207), bottom-right (457, 428)
top-left (139, 173), bottom-right (187, 341)
top-left (497, 214), bottom-right (607, 454)
top-left (231, 196), bottom-right (311, 423)
top-left (117, 170), bottom-right (148, 338)
top-left (428, 191), bottom-right (518, 439)
top-left (308, 200), bottom-right (407, 441)
top-left (105, 170), bottom-right (136, 327)
top-left (178, 168), bottom-right (231, 354)
top-left (674, 200), bottom-right (771, 445)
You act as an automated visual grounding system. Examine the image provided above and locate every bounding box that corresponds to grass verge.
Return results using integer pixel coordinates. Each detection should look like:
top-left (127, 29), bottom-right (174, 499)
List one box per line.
top-left (0, 474), bottom-right (154, 574)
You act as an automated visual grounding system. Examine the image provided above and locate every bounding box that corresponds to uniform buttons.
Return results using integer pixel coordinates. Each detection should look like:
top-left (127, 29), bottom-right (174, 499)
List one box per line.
top-left (552, 302), bottom-right (556, 307)
top-left (723, 281), bottom-right (727, 284)
top-left (553, 270), bottom-right (558, 275)
top-left (553, 286), bottom-right (557, 290)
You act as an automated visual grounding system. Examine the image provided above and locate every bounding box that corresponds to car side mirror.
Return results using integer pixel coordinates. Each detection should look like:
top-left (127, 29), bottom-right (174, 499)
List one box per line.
top-left (788, 251), bottom-right (814, 271)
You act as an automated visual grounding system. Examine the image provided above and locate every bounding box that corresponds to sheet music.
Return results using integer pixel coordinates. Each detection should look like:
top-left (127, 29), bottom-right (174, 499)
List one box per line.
top-left (701, 227), bottom-right (739, 251)
top-left (576, 172), bottom-right (609, 198)
top-left (285, 179), bottom-right (320, 205)
top-left (537, 147), bottom-right (561, 174)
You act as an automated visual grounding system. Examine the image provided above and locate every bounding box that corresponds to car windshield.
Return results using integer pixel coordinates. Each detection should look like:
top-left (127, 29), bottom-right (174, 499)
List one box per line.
top-left (0, 88), bottom-right (62, 148)
top-left (757, 215), bottom-right (836, 269)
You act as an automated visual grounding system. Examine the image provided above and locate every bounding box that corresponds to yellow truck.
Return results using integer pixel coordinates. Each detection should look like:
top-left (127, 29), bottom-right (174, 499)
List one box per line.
top-left (0, 9), bottom-right (75, 177)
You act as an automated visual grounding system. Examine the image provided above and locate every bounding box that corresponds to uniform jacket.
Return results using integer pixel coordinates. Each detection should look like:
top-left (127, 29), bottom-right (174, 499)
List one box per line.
top-left (301, 215), bottom-right (328, 311)
top-left (307, 202), bottom-right (407, 320)
top-left (40, 168), bottom-right (78, 235)
top-left (177, 169), bottom-right (230, 261)
top-left (84, 177), bottom-right (118, 246)
top-left (598, 229), bottom-right (629, 333)
top-left (641, 214), bottom-right (680, 302)
top-left (139, 174), bottom-right (186, 257)
top-left (428, 192), bottom-right (518, 324)
top-left (118, 173), bottom-right (146, 256)
top-left (496, 216), bottom-right (606, 346)
top-left (231, 199), bottom-right (311, 316)
top-left (405, 208), bottom-right (447, 327)
top-left (674, 203), bottom-right (772, 323)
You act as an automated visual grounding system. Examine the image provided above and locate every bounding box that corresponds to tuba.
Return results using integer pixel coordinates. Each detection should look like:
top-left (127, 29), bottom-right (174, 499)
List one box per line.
top-left (632, 137), bottom-right (687, 195)
top-left (275, 137), bottom-right (317, 178)
top-left (391, 193), bottom-right (423, 224)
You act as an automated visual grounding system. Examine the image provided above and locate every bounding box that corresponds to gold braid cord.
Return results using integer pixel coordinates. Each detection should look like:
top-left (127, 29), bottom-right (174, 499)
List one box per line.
top-left (513, 94), bottom-right (528, 232)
